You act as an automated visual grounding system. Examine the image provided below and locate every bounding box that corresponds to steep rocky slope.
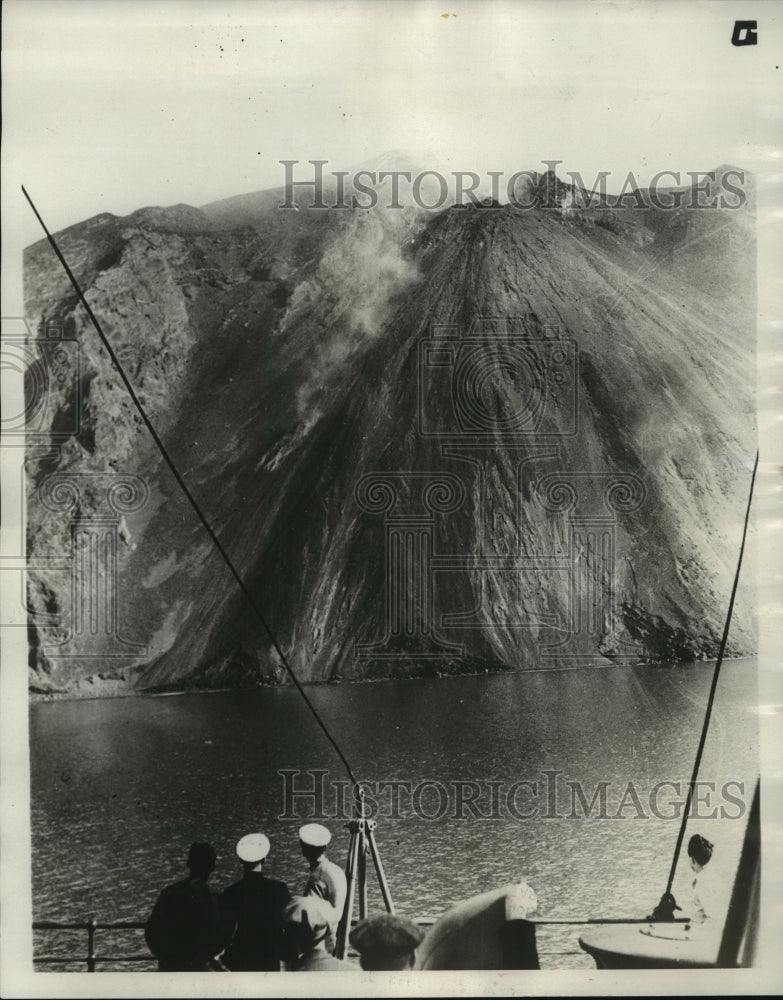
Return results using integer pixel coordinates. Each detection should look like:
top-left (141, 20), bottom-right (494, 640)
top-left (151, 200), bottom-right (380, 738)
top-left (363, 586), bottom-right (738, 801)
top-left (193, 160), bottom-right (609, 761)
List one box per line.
top-left (22, 169), bottom-right (756, 696)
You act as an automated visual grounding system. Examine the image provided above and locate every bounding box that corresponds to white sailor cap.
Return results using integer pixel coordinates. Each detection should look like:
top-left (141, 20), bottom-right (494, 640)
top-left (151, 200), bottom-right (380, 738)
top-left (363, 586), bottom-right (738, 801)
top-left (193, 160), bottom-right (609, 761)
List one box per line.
top-left (236, 832), bottom-right (271, 863)
top-left (298, 823), bottom-right (332, 848)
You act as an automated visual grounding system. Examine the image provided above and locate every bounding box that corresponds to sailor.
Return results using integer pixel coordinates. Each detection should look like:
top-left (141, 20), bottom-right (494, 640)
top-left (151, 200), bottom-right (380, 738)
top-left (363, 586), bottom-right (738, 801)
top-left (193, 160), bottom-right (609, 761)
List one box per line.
top-left (220, 832), bottom-right (292, 971)
top-left (687, 833), bottom-right (715, 922)
top-left (299, 822), bottom-right (346, 951)
top-left (349, 913), bottom-right (425, 971)
top-left (144, 842), bottom-right (235, 971)
top-left (281, 895), bottom-right (354, 971)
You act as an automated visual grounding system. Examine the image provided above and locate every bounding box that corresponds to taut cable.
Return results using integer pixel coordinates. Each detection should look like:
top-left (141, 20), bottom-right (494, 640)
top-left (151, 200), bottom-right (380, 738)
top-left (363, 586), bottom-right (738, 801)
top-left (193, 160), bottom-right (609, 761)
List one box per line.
top-left (664, 448), bottom-right (759, 896)
top-left (23, 185), bottom-right (360, 789)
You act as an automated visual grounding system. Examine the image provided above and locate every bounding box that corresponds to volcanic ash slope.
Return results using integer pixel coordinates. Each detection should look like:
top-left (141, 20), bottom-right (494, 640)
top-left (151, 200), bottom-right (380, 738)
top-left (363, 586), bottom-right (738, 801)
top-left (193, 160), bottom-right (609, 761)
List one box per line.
top-left (22, 186), bottom-right (756, 696)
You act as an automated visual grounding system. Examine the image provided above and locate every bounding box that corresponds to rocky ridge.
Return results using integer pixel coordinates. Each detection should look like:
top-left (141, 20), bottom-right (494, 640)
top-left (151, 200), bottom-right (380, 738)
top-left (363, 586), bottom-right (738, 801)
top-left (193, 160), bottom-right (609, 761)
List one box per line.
top-left (22, 166), bottom-right (756, 697)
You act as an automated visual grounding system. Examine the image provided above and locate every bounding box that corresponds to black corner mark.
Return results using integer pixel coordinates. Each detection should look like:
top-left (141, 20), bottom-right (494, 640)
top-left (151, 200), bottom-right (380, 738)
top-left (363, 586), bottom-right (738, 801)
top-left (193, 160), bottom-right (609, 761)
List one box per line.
top-left (732, 20), bottom-right (758, 46)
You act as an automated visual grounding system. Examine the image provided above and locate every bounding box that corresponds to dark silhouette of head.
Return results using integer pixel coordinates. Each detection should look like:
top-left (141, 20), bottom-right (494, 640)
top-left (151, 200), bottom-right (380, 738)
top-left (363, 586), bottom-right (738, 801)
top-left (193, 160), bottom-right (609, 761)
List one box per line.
top-left (349, 913), bottom-right (425, 971)
top-left (282, 896), bottom-right (335, 957)
top-left (299, 842), bottom-right (325, 866)
top-left (687, 834), bottom-right (714, 871)
top-left (186, 842), bottom-right (217, 880)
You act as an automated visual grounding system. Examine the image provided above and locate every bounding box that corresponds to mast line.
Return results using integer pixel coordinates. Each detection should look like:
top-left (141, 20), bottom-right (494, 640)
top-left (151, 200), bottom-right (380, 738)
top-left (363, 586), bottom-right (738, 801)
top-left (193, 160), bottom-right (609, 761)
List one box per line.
top-left (664, 448), bottom-right (759, 895)
top-left (22, 185), bottom-right (360, 789)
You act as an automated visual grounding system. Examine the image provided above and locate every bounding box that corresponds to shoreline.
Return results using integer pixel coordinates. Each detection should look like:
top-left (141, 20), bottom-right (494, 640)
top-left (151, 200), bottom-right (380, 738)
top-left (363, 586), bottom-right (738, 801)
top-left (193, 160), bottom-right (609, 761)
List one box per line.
top-left (27, 653), bottom-right (757, 705)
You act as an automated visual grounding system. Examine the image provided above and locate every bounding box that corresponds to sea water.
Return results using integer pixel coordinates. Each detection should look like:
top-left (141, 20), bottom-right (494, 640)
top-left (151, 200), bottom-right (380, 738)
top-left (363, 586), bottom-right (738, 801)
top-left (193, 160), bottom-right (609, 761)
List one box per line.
top-left (29, 659), bottom-right (759, 970)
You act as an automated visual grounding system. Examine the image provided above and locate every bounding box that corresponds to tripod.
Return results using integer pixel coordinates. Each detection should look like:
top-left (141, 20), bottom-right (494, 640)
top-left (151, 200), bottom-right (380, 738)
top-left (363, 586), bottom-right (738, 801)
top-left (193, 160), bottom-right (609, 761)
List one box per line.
top-left (335, 799), bottom-right (395, 959)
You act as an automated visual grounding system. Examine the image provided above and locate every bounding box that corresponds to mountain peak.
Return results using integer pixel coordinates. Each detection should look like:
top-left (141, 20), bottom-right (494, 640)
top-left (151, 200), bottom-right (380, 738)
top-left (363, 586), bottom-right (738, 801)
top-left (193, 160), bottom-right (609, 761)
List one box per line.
top-left (23, 183), bottom-right (756, 696)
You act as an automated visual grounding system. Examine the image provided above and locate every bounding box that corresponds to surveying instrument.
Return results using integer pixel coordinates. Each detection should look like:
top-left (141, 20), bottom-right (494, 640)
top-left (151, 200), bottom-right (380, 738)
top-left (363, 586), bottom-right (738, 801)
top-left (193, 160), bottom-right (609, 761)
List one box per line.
top-left (335, 787), bottom-right (395, 959)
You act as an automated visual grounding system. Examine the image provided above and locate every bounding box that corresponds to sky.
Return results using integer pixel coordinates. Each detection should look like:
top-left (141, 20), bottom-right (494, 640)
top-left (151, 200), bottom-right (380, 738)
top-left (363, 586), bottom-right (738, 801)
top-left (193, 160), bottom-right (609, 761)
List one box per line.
top-left (3, 0), bottom-right (781, 245)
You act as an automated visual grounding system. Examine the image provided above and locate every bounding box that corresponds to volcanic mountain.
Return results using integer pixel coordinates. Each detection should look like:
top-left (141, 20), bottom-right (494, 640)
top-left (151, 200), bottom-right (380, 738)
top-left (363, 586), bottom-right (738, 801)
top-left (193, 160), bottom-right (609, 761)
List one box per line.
top-left (22, 165), bottom-right (756, 697)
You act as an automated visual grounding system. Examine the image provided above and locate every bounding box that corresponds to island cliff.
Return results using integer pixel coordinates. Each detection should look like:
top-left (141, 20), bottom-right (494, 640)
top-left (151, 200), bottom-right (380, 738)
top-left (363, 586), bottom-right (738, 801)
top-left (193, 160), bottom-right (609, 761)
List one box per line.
top-left (22, 167), bottom-right (756, 697)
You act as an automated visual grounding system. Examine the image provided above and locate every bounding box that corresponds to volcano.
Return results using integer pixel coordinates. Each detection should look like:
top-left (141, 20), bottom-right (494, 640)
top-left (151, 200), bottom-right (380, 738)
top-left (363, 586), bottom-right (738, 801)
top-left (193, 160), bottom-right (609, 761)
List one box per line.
top-left (21, 164), bottom-right (756, 697)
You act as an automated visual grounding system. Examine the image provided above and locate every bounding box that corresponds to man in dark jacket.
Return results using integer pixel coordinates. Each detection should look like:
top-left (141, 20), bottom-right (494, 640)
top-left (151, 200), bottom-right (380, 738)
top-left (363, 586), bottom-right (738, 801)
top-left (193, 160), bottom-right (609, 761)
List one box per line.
top-left (145, 842), bottom-right (234, 971)
top-left (220, 832), bottom-right (291, 971)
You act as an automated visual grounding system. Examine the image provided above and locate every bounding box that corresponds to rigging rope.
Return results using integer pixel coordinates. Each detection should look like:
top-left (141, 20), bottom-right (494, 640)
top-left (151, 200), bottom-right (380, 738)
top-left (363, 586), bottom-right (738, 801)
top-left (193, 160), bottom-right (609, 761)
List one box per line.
top-left (23, 184), bottom-right (761, 860)
top-left (23, 186), bottom-right (360, 789)
top-left (664, 448), bottom-right (759, 896)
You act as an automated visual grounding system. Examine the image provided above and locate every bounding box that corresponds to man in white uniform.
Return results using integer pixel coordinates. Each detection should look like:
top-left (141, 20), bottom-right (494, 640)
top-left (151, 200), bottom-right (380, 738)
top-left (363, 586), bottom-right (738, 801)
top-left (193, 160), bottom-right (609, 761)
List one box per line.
top-left (299, 822), bottom-right (347, 953)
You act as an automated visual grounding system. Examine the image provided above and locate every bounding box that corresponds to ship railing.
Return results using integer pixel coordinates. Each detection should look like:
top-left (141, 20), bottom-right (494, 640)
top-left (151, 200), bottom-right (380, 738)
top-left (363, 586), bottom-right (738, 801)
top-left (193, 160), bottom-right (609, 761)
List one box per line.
top-left (32, 915), bottom-right (685, 971)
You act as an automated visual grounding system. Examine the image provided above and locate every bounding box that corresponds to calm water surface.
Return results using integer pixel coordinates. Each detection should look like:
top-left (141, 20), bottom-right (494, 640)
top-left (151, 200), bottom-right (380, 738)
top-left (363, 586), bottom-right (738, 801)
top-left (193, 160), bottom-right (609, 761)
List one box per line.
top-left (29, 660), bottom-right (758, 969)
